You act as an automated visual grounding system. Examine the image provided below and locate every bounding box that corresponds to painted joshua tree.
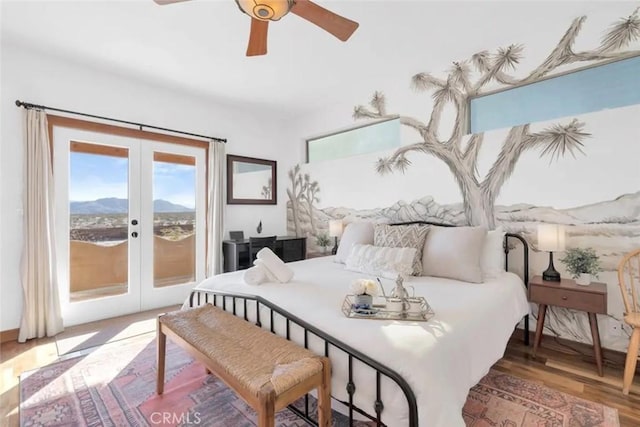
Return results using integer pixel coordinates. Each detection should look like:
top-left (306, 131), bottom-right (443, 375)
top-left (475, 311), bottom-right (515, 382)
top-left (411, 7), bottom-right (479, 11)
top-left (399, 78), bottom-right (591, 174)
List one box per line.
top-left (261, 177), bottom-right (272, 200)
top-left (354, 8), bottom-right (640, 228)
top-left (302, 173), bottom-right (320, 234)
top-left (287, 165), bottom-right (321, 237)
top-left (288, 165), bottom-right (305, 236)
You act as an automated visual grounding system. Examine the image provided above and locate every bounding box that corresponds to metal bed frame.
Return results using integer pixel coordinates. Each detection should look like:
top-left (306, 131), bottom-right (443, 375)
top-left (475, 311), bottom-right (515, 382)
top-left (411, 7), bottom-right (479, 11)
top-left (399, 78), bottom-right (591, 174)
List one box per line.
top-left (187, 221), bottom-right (529, 427)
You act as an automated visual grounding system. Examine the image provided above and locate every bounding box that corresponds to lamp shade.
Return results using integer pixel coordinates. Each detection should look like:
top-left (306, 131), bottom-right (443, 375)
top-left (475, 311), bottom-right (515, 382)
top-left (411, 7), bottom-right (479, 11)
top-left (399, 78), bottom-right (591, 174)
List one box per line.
top-left (329, 220), bottom-right (343, 237)
top-left (537, 224), bottom-right (566, 252)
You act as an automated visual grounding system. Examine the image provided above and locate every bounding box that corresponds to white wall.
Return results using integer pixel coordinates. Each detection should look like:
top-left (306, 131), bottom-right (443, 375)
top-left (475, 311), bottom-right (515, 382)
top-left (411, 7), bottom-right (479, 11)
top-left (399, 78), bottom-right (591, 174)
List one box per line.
top-left (0, 41), bottom-right (295, 331)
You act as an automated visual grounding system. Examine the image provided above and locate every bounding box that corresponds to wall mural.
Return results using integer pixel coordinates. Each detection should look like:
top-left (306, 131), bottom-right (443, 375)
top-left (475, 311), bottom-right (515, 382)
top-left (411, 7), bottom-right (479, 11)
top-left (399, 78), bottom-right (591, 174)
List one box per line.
top-left (287, 8), bottom-right (640, 352)
top-left (353, 8), bottom-right (638, 229)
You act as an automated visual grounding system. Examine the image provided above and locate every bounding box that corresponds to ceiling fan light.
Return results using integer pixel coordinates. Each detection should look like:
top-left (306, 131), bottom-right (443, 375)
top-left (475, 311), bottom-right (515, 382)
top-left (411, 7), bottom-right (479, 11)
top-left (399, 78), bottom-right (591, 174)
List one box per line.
top-left (235, 0), bottom-right (292, 21)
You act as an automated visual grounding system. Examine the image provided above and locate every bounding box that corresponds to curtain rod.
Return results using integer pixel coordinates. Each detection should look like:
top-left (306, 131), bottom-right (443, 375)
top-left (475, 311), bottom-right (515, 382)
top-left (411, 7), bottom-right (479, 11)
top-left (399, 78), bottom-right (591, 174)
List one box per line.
top-left (15, 100), bottom-right (227, 143)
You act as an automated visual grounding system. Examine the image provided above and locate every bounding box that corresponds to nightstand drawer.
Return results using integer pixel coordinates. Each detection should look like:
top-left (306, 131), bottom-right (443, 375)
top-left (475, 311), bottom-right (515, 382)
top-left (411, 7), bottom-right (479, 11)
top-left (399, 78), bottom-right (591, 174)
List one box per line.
top-left (529, 286), bottom-right (606, 313)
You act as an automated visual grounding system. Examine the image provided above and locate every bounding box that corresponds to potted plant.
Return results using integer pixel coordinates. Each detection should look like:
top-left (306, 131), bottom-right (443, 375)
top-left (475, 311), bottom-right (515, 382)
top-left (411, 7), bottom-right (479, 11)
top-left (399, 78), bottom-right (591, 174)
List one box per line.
top-left (560, 247), bottom-right (602, 285)
top-left (315, 232), bottom-right (331, 254)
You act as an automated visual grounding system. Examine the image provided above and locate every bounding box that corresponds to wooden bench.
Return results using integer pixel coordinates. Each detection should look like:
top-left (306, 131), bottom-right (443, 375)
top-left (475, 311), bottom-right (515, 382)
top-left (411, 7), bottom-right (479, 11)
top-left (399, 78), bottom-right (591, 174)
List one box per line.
top-left (157, 304), bottom-right (331, 427)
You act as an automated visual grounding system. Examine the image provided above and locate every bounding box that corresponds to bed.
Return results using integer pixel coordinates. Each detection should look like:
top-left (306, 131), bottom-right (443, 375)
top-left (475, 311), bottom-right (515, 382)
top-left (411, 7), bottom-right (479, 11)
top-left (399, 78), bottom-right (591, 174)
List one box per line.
top-left (186, 225), bottom-right (530, 427)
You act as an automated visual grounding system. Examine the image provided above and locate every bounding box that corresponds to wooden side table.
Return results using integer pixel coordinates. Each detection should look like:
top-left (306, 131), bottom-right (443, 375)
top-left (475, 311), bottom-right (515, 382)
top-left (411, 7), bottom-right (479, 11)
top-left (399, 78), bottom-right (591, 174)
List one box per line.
top-left (528, 275), bottom-right (608, 376)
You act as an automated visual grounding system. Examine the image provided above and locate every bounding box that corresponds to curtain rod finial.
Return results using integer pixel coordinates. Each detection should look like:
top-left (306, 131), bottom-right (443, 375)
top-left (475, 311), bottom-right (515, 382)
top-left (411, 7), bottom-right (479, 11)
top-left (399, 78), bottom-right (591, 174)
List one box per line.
top-left (15, 100), bottom-right (22, 107)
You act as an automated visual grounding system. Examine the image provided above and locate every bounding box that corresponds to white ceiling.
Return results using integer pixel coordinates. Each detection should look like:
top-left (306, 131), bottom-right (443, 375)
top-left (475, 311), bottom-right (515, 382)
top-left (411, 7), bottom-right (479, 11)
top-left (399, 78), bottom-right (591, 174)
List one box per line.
top-left (1, 1), bottom-right (634, 117)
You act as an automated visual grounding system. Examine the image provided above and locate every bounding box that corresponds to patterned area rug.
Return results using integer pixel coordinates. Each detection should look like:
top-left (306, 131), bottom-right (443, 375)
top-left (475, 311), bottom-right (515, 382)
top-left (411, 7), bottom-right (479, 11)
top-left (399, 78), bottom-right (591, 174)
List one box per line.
top-left (20, 335), bottom-right (619, 427)
top-left (464, 371), bottom-right (619, 427)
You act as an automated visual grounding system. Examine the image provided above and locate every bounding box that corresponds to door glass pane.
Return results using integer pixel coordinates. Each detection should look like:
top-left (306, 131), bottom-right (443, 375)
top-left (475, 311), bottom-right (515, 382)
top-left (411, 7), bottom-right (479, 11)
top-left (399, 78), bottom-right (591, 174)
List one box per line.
top-left (153, 152), bottom-right (196, 287)
top-left (69, 142), bottom-right (129, 301)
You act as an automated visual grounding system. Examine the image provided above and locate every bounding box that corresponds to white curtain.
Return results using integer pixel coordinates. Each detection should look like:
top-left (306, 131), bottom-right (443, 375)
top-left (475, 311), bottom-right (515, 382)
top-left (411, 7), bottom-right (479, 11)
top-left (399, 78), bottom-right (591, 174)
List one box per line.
top-left (206, 140), bottom-right (225, 276)
top-left (19, 109), bottom-right (64, 342)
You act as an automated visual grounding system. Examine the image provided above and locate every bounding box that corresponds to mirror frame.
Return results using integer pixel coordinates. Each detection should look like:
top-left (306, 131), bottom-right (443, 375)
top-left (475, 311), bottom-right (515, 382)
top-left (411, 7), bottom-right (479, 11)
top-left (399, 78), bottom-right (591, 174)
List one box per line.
top-left (226, 154), bottom-right (277, 205)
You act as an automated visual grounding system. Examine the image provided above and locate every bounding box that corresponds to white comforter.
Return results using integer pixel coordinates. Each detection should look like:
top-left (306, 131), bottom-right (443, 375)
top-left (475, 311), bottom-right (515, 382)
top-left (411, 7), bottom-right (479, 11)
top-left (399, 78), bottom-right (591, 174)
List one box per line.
top-left (189, 256), bottom-right (529, 427)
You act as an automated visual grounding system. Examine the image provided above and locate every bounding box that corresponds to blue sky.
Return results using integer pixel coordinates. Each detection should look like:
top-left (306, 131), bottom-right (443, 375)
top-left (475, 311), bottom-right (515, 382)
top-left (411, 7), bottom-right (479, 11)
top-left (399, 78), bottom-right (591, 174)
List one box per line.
top-left (70, 153), bottom-right (196, 208)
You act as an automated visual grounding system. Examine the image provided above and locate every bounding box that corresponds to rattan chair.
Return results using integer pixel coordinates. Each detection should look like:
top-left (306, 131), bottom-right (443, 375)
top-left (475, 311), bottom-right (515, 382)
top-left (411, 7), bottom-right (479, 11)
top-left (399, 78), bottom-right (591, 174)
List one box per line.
top-left (618, 248), bottom-right (640, 395)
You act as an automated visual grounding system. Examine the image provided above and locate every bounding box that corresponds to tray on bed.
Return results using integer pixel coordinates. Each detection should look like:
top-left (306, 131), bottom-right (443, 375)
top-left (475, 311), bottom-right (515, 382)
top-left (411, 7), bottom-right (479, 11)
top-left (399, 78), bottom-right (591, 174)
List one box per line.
top-left (341, 295), bottom-right (435, 322)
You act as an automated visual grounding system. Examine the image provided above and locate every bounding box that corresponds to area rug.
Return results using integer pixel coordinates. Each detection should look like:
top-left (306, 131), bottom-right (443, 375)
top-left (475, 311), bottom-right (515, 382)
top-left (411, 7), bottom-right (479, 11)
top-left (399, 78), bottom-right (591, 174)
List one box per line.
top-left (20, 335), bottom-right (619, 427)
top-left (463, 370), bottom-right (619, 427)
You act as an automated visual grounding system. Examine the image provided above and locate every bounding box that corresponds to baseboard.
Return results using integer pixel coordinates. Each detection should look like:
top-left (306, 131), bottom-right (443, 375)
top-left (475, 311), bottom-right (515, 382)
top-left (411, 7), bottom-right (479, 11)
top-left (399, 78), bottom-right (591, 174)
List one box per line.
top-left (0, 328), bottom-right (19, 343)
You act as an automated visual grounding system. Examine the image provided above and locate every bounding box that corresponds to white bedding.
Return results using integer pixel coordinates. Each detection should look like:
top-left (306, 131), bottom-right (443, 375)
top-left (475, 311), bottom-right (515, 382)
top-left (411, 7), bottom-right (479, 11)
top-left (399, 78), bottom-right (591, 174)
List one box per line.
top-left (188, 256), bottom-right (530, 427)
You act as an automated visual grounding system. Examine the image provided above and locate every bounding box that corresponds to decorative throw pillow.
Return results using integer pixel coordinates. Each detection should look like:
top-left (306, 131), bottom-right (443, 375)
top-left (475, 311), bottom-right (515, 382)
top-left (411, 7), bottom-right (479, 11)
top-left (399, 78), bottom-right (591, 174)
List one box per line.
top-left (335, 222), bottom-right (374, 264)
top-left (373, 224), bottom-right (429, 275)
top-left (345, 244), bottom-right (417, 279)
top-left (481, 227), bottom-right (506, 279)
top-left (422, 226), bottom-right (487, 283)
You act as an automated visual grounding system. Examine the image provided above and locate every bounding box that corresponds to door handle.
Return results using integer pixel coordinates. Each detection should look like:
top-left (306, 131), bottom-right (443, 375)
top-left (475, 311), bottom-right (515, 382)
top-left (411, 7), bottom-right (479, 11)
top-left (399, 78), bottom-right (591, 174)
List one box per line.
top-left (131, 219), bottom-right (138, 226)
top-left (131, 231), bottom-right (139, 238)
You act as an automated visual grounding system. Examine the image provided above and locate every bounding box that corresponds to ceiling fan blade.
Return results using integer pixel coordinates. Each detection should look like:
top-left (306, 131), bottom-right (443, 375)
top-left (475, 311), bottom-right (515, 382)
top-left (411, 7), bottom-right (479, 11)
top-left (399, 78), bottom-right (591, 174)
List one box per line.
top-left (153, 0), bottom-right (192, 5)
top-left (290, 0), bottom-right (359, 42)
top-left (246, 18), bottom-right (269, 56)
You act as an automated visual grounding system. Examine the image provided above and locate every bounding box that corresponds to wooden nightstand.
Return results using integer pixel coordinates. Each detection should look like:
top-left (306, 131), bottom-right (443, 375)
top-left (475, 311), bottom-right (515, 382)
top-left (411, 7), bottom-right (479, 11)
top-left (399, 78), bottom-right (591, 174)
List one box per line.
top-left (529, 275), bottom-right (607, 376)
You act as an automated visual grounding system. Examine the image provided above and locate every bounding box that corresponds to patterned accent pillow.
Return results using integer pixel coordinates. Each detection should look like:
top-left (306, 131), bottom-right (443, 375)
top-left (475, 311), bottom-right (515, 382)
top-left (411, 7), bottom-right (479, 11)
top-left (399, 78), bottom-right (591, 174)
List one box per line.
top-left (374, 224), bottom-right (430, 275)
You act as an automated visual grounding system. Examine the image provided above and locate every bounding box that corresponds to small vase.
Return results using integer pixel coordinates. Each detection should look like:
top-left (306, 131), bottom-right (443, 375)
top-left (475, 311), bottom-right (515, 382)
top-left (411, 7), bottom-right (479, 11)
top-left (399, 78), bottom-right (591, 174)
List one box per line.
top-left (575, 273), bottom-right (591, 286)
top-left (354, 294), bottom-right (373, 309)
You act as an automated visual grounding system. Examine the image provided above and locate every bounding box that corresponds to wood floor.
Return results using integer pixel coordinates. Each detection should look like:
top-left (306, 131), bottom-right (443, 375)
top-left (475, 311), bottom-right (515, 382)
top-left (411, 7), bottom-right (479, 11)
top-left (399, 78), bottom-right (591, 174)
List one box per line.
top-left (2, 313), bottom-right (639, 426)
top-left (498, 334), bottom-right (640, 426)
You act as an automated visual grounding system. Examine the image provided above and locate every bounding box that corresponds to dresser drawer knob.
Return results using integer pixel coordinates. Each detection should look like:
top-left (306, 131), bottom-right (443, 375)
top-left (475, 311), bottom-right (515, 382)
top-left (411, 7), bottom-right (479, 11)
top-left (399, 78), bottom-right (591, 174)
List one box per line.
top-left (562, 296), bottom-right (568, 300)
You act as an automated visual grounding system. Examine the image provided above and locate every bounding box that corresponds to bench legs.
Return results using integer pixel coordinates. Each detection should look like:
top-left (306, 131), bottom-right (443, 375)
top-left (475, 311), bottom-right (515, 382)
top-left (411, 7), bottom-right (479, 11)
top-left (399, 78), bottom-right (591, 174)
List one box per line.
top-left (156, 313), bottom-right (332, 427)
top-left (317, 358), bottom-right (332, 427)
top-left (156, 319), bottom-right (166, 395)
top-left (258, 393), bottom-right (275, 427)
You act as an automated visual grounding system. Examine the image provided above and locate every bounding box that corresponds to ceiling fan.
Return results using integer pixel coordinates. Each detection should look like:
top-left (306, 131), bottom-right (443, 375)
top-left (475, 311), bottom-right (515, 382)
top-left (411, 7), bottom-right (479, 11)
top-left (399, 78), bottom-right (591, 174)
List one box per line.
top-left (154, 0), bottom-right (359, 56)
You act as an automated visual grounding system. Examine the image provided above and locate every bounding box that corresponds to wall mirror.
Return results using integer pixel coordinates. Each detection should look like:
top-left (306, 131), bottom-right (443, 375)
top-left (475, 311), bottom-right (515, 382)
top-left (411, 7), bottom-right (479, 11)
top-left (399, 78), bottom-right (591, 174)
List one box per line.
top-left (227, 155), bottom-right (277, 205)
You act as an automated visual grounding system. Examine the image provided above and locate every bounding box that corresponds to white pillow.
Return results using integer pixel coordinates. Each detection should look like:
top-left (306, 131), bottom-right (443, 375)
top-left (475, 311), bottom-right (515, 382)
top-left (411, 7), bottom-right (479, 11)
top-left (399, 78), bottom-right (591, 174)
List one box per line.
top-left (422, 226), bottom-right (487, 283)
top-left (334, 222), bottom-right (374, 264)
top-left (345, 244), bottom-right (417, 279)
top-left (481, 227), bottom-right (506, 279)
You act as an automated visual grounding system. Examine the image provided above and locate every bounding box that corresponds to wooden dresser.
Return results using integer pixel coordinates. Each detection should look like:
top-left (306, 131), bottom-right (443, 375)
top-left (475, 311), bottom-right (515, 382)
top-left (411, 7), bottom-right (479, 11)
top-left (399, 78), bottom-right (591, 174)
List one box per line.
top-left (222, 236), bottom-right (306, 272)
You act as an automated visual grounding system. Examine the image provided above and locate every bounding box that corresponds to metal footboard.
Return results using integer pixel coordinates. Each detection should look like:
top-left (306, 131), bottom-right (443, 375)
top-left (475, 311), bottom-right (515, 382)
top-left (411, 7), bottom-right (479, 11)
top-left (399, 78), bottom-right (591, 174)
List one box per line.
top-left (188, 290), bottom-right (417, 427)
top-left (187, 228), bottom-right (529, 426)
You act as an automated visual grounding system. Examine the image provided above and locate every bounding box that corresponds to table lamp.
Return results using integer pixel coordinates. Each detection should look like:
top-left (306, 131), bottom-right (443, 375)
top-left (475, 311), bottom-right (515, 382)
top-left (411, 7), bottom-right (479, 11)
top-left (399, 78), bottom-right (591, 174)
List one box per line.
top-left (329, 220), bottom-right (343, 255)
top-left (537, 224), bottom-right (565, 282)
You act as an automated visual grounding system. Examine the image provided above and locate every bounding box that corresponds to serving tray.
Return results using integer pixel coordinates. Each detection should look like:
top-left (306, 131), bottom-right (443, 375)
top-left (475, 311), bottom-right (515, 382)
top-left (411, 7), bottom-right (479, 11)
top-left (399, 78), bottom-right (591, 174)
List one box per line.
top-left (341, 295), bottom-right (435, 322)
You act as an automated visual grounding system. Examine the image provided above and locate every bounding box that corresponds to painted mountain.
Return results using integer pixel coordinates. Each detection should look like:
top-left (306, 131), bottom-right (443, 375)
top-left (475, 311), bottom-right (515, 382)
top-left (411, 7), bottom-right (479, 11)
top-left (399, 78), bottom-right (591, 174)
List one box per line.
top-left (70, 198), bottom-right (193, 214)
top-left (288, 191), bottom-right (640, 271)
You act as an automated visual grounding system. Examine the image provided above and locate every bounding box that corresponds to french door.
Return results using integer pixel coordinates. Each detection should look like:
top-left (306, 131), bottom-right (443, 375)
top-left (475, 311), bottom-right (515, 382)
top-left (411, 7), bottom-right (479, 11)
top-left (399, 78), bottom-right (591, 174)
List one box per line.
top-left (53, 127), bottom-right (206, 326)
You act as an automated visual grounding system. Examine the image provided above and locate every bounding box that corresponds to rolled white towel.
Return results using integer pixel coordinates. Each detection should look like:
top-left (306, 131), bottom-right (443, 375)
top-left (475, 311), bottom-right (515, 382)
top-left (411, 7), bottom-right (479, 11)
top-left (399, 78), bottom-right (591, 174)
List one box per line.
top-left (253, 259), bottom-right (278, 282)
top-left (256, 248), bottom-right (294, 283)
top-left (243, 265), bottom-right (266, 285)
